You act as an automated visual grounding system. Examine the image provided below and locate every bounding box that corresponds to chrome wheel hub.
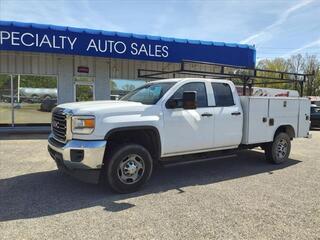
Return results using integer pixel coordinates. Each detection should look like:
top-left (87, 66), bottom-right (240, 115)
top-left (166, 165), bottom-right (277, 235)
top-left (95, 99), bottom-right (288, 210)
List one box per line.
top-left (276, 139), bottom-right (288, 159)
top-left (124, 161), bottom-right (137, 175)
top-left (117, 154), bottom-right (145, 184)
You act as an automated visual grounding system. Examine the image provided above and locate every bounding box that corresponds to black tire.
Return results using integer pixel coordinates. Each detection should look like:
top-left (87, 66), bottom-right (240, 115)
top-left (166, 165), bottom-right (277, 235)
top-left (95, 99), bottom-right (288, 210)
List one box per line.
top-left (103, 144), bottom-right (153, 193)
top-left (265, 132), bottom-right (291, 164)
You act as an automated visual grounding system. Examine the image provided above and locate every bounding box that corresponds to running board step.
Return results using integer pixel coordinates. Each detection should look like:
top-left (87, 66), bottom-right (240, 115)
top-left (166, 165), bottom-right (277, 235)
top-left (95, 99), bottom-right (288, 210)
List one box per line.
top-left (159, 150), bottom-right (239, 167)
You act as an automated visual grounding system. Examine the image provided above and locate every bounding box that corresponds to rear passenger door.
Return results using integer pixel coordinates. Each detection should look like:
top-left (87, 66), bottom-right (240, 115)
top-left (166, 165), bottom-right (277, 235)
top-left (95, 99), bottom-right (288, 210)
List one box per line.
top-left (211, 82), bottom-right (243, 148)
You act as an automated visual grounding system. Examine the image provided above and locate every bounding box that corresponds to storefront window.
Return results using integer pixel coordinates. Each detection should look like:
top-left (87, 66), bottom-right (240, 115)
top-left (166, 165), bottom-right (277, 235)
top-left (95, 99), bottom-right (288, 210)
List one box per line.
top-left (0, 74), bottom-right (58, 126)
top-left (110, 79), bottom-right (146, 100)
top-left (0, 74), bottom-right (12, 125)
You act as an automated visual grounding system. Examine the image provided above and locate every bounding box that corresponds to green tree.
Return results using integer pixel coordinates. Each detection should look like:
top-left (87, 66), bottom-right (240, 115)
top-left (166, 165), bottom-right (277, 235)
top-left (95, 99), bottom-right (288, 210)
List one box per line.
top-left (110, 80), bottom-right (117, 90)
top-left (20, 75), bottom-right (57, 88)
top-left (287, 54), bottom-right (304, 73)
top-left (302, 55), bottom-right (320, 96)
top-left (257, 58), bottom-right (290, 89)
top-left (257, 54), bottom-right (320, 95)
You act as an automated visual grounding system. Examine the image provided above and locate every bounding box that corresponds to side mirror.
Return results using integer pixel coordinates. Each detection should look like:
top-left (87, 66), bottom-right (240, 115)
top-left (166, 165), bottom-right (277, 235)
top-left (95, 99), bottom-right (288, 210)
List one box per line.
top-left (183, 91), bottom-right (197, 109)
top-left (166, 99), bottom-right (178, 109)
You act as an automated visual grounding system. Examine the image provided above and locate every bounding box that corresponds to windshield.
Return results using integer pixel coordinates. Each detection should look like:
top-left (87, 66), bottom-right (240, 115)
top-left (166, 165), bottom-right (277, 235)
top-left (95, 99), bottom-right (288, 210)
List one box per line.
top-left (120, 82), bottom-right (176, 105)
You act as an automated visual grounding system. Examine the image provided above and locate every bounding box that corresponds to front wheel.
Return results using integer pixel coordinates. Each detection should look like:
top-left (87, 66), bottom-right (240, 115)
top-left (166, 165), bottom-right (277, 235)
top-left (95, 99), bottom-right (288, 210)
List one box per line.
top-left (265, 133), bottom-right (291, 164)
top-left (103, 144), bottom-right (153, 193)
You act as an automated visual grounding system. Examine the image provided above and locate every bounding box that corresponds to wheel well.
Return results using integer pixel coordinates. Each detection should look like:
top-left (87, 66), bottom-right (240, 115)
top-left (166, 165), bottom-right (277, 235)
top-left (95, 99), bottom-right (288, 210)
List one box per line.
top-left (274, 125), bottom-right (295, 139)
top-left (105, 127), bottom-right (161, 162)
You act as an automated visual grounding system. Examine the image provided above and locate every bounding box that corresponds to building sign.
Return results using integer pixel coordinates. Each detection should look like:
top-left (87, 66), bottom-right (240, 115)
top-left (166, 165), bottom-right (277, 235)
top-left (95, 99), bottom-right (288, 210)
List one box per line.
top-left (0, 21), bottom-right (256, 67)
top-left (77, 66), bottom-right (89, 73)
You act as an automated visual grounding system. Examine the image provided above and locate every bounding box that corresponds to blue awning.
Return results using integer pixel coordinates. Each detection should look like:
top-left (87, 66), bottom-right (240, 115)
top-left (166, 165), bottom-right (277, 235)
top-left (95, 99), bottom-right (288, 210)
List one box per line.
top-left (0, 20), bottom-right (256, 68)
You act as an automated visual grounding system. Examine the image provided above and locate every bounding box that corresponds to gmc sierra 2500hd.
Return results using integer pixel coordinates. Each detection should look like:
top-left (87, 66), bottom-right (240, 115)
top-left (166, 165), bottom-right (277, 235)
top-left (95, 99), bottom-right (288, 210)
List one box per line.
top-left (48, 78), bottom-right (311, 193)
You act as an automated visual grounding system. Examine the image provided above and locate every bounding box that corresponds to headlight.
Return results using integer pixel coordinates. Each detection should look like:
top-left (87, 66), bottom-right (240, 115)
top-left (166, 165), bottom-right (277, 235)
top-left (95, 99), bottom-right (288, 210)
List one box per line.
top-left (72, 116), bottom-right (95, 134)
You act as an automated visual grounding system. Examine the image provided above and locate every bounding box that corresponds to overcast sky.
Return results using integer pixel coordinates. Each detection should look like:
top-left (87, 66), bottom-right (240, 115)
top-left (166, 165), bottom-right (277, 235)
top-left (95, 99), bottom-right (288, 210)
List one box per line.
top-left (0, 0), bottom-right (319, 60)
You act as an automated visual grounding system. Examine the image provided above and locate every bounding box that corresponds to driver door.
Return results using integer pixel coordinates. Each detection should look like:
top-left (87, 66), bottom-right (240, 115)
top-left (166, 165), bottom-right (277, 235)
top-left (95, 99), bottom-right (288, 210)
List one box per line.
top-left (162, 82), bottom-right (214, 155)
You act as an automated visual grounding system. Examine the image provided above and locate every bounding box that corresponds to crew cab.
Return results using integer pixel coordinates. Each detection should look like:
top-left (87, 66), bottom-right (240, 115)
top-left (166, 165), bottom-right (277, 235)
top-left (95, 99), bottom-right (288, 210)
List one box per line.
top-left (48, 78), bottom-right (311, 193)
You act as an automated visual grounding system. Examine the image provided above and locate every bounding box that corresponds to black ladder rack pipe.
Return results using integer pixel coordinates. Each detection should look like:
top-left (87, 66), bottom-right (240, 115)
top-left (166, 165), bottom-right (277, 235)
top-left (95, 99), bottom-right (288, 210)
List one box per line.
top-left (138, 60), bottom-right (315, 97)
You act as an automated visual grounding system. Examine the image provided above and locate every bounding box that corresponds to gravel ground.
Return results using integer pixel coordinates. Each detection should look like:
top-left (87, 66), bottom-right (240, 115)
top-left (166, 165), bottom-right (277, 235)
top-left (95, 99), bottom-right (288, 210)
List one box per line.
top-left (0, 131), bottom-right (319, 240)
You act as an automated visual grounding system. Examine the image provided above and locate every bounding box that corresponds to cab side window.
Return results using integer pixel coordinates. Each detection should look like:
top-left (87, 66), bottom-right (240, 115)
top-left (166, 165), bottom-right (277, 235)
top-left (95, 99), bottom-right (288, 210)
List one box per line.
top-left (170, 82), bottom-right (208, 108)
top-left (211, 83), bottom-right (234, 107)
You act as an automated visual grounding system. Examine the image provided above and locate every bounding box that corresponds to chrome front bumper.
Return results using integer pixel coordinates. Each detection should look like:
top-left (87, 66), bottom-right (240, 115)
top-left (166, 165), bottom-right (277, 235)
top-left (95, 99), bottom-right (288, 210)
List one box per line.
top-left (48, 134), bottom-right (107, 170)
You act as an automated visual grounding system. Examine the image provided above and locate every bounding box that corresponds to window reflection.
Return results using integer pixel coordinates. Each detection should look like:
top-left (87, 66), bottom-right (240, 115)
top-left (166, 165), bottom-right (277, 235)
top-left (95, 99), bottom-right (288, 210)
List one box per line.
top-left (110, 79), bottom-right (146, 100)
top-left (0, 74), bottom-right (58, 125)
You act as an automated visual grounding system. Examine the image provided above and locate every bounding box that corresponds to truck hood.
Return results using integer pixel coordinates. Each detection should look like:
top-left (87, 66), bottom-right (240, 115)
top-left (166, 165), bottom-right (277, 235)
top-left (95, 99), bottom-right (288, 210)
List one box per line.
top-left (57, 100), bottom-right (161, 140)
top-left (57, 100), bottom-right (149, 115)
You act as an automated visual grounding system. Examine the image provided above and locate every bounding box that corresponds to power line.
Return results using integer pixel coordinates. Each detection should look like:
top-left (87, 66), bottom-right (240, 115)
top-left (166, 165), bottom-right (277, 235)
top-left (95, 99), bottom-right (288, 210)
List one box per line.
top-left (257, 47), bottom-right (320, 50)
top-left (257, 53), bottom-right (320, 55)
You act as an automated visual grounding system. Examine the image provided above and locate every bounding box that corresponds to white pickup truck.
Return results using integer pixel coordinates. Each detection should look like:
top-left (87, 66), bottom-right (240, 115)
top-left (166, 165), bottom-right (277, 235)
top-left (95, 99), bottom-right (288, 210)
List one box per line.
top-left (48, 78), bottom-right (311, 193)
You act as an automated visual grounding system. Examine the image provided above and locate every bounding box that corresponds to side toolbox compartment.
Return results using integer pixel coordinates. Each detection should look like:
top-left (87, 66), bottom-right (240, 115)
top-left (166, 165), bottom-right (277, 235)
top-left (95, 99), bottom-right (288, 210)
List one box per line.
top-left (297, 98), bottom-right (311, 137)
top-left (267, 98), bottom-right (299, 140)
top-left (241, 97), bottom-right (270, 144)
top-left (241, 97), bottom-right (305, 145)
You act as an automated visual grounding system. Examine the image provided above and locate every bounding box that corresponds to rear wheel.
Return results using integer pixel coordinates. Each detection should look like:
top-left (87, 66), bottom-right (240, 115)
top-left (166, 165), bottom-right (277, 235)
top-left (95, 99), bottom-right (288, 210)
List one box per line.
top-left (265, 133), bottom-right (291, 164)
top-left (103, 144), bottom-right (153, 193)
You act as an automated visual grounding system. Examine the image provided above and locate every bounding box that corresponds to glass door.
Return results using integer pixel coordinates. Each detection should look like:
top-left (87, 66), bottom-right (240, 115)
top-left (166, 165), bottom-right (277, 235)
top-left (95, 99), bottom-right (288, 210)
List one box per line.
top-left (74, 77), bottom-right (95, 102)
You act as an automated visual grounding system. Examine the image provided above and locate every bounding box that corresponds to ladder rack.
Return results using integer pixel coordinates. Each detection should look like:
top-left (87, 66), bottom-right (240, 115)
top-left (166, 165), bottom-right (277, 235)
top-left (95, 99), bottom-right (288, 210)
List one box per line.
top-left (138, 60), bottom-right (315, 96)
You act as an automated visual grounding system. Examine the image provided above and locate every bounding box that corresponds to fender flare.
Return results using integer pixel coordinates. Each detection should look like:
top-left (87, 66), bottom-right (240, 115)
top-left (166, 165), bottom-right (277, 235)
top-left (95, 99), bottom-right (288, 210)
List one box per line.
top-left (104, 126), bottom-right (162, 159)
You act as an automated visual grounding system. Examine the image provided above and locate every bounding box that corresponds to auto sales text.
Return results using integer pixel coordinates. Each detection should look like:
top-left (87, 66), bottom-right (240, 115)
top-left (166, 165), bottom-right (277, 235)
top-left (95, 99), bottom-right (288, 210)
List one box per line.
top-left (0, 31), bottom-right (169, 58)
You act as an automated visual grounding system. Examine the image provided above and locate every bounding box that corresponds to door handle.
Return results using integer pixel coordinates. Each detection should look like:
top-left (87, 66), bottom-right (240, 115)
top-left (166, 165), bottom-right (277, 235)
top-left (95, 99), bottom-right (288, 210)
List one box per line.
top-left (231, 111), bottom-right (241, 116)
top-left (305, 114), bottom-right (310, 121)
top-left (201, 113), bottom-right (213, 117)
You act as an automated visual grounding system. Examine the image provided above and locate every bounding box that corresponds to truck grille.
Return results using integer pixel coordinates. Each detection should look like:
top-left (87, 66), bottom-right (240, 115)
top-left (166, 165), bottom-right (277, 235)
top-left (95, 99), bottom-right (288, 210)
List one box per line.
top-left (52, 108), bottom-right (67, 142)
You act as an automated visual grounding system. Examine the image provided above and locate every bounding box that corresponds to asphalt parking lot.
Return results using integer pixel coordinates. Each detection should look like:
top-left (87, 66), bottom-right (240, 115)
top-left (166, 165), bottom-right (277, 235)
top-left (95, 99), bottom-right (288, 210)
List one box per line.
top-left (0, 131), bottom-right (319, 240)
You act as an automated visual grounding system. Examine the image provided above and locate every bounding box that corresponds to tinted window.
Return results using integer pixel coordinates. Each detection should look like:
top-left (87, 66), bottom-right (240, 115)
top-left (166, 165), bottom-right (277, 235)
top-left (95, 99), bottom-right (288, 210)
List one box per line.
top-left (311, 107), bottom-right (320, 114)
top-left (170, 82), bottom-right (208, 108)
top-left (211, 83), bottom-right (234, 107)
